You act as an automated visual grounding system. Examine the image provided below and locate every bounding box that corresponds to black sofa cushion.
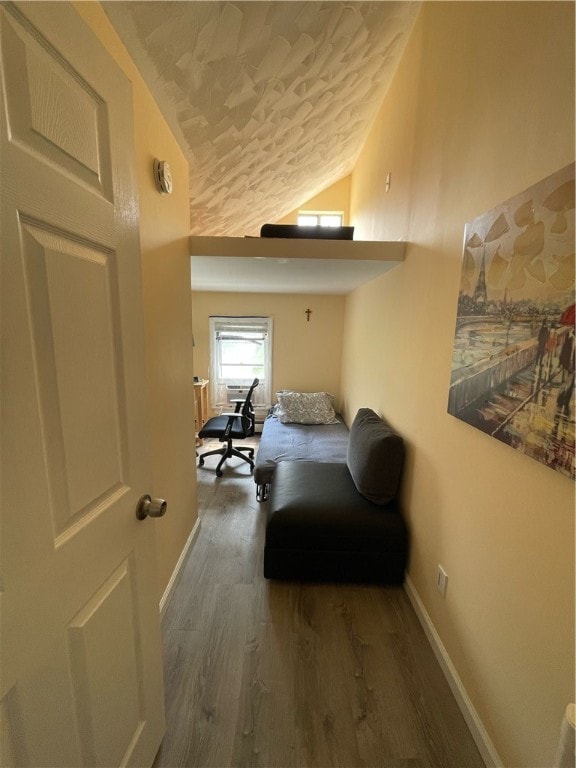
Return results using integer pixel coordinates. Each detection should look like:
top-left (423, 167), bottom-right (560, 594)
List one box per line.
top-left (347, 408), bottom-right (404, 505)
top-left (264, 461), bottom-right (408, 583)
top-left (260, 223), bottom-right (354, 240)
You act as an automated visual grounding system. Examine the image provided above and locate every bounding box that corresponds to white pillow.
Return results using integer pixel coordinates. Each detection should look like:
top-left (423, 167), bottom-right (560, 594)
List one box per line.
top-left (276, 391), bottom-right (338, 425)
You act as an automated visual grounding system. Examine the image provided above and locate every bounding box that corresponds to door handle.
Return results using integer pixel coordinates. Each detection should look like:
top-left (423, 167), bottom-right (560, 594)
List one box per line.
top-left (136, 494), bottom-right (167, 520)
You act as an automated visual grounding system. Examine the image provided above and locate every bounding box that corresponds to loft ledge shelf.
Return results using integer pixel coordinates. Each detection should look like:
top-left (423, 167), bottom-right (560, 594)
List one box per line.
top-left (189, 235), bottom-right (407, 294)
top-left (189, 235), bottom-right (406, 262)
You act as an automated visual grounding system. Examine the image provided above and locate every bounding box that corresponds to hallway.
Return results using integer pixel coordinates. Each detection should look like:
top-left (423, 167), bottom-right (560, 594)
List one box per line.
top-left (154, 445), bottom-right (484, 767)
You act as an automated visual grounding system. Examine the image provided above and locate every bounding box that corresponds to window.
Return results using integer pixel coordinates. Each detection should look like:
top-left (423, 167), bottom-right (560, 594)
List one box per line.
top-left (297, 212), bottom-right (343, 228)
top-left (209, 316), bottom-right (272, 406)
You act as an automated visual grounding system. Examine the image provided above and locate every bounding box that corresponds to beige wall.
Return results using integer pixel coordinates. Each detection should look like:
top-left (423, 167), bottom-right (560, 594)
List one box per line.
top-left (191, 292), bottom-right (345, 410)
top-left (74, 3), bottom-right (198, 604)
top-left (343, 3), bottom-right (575, 767)
top-left (277, 176), bottom-right (352, 226)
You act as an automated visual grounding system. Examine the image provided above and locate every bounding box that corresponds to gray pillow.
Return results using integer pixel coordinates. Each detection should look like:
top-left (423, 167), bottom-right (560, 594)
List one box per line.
top-left (347, 408), bottom-right (404, 505)
top-left (276, 391), bottom-right (338, 424)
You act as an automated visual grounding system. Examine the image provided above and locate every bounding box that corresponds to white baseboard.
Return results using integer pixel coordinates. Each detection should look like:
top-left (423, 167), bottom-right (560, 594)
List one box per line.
top-left (404, 575), bottom-right (503, 768)
top-left (159, 518), bottom-right (201, 618)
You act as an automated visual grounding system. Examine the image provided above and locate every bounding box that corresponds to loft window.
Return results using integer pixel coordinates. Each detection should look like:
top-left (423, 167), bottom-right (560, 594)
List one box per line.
top-left (208, 316), bottom-right (272, 406)
top-left (297, 212), bottom-right (343, 228)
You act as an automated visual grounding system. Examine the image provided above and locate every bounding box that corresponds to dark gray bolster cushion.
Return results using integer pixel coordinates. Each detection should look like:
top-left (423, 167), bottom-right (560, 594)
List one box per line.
top-left (347, 408), bottom-right (404, 505)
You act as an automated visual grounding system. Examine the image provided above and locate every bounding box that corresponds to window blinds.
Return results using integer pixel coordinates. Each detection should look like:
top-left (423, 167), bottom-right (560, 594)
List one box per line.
top-left (208, 316), bottom-right (272, 407)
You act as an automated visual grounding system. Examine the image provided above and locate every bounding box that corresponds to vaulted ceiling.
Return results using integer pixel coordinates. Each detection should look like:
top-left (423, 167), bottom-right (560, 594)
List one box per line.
top-left (103, 2), bottom-right (420, 237)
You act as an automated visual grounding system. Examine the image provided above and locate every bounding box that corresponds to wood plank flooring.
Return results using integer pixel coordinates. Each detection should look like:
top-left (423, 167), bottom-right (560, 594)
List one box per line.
top-left (154, 439), bottom-right (485, 768)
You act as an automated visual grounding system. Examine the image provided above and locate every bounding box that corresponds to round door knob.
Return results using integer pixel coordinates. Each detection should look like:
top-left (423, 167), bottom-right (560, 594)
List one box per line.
top-left (136, 494), bottom-right (167, 520)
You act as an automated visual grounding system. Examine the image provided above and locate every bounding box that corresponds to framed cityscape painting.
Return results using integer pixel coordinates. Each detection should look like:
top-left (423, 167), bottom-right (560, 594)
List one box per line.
top-left (448, 163), bottom-right (575, 480)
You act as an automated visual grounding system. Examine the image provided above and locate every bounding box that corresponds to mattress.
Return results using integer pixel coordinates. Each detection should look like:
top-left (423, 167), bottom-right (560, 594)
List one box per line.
top-left (254, 411), bottom-right (349, 488)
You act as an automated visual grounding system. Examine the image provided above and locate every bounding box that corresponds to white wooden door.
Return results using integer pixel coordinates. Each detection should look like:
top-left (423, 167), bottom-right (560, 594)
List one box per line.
top-left (0, 3), bottom-right (166, 766)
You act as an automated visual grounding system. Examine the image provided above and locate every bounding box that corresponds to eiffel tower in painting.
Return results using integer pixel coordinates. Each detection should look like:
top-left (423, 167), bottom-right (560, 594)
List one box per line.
top-left (472, 249), bottom-right (488, 307)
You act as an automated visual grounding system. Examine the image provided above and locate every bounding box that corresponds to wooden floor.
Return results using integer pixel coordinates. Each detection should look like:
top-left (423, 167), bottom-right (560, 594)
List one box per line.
top-left (154, 439), bottom-right (485, 768)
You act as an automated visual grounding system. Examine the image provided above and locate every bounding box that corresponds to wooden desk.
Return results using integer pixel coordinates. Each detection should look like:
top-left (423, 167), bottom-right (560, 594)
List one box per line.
top-left (194, 380), bottom-right (209, 444)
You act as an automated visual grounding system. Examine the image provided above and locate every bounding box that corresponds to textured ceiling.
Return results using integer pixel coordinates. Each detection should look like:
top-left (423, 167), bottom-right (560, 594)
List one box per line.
top-left (103, 1), bottom-right (420, 236)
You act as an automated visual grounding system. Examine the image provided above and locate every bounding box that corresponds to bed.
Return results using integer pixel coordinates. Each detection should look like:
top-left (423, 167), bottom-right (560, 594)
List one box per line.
top-left (254, 407), bottom-right (350, 501)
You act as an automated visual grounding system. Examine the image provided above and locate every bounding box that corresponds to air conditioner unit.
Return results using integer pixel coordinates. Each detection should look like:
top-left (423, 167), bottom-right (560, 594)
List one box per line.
top-left (225, 384), bottom-right (250, 404)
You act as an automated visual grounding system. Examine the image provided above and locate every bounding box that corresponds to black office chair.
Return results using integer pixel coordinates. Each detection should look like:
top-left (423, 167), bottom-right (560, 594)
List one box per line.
top-left (197, 378), bottom-right (259, 477)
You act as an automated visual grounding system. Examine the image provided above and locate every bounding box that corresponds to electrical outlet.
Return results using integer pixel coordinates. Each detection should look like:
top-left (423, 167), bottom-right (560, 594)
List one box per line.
top-left (437, 565), bottom-right (448, 597)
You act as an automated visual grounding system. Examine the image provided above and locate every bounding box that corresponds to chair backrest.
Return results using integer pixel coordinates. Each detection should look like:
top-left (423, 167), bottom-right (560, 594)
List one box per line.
top-left (237, 378), bottom-right (259, 436)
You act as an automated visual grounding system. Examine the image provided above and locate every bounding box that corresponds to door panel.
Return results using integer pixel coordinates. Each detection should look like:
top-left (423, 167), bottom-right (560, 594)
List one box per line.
top-left (21, 221), bottom-right (126, 533)
top-left (1, 3), bottom-right (165, 766)
top-left (1, 5), bottom-right (112, 195)
top-left (67, 559), bottom-right (143, 767)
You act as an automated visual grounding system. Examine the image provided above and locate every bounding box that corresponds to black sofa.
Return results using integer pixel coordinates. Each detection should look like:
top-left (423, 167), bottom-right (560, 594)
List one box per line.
top-left (264, 408), bottom-right (409, 583)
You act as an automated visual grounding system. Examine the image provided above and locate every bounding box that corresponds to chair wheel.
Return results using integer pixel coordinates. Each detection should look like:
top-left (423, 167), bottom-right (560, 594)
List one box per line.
top-left (216, 469), bottom-right (223, 477)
